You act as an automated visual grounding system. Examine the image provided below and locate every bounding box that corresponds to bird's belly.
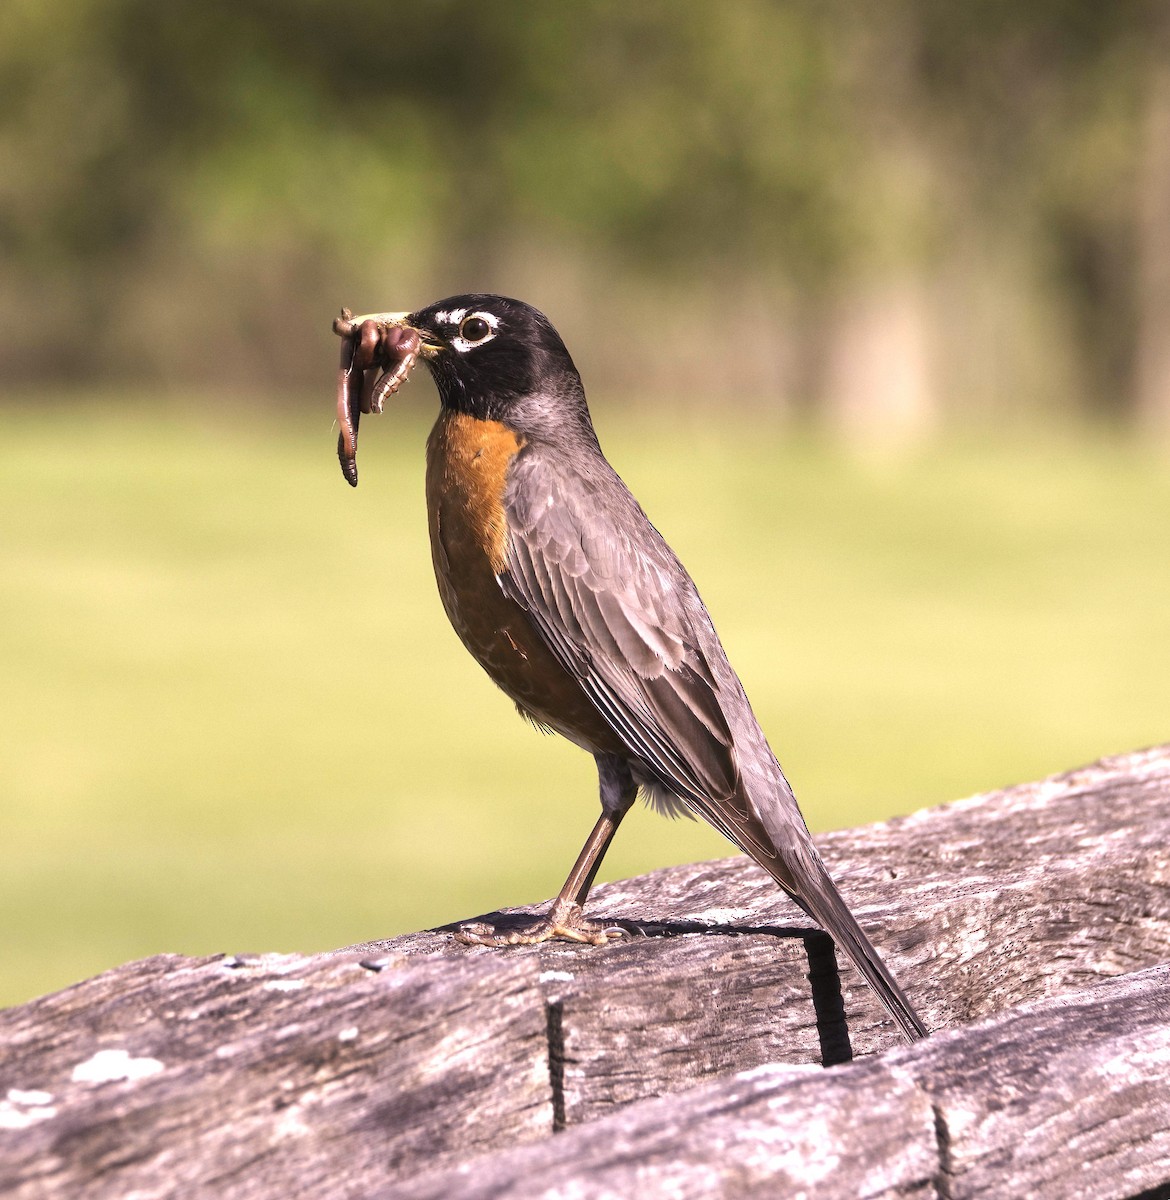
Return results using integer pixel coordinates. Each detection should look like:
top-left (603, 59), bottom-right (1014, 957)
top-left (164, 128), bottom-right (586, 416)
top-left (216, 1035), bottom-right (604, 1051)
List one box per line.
top-left (425, 410), bottom-right (622, 754)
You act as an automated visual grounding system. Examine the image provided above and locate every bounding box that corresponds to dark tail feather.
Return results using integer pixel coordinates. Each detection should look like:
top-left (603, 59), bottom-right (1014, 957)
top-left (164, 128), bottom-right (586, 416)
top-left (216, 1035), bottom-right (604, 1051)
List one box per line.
top-left (787, 864), bottom-right (926, 1041)
top-left (769, 855), bottom-right (927, 1042)
top-left (695, 777), bottom-right (927, 1040)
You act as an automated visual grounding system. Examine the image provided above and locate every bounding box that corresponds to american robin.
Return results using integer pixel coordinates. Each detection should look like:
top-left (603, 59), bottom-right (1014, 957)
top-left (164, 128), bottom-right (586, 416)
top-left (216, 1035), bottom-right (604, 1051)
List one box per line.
top-left (339, 293), bottom-right (926, 1042)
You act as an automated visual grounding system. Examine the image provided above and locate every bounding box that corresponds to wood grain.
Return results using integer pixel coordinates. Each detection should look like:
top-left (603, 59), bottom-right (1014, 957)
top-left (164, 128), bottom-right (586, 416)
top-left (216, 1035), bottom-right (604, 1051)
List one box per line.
top-left (387, 964), bottom-right (1170, 1200)
top-left (0, 954), bottom-right (550, 1198)
top-left (2, 745), bottom-right (1169, 1197)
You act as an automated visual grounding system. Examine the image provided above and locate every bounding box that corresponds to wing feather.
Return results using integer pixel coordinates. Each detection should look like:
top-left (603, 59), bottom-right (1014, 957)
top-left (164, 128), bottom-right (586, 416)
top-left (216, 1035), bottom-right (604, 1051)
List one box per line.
top-left (501, 450), bottom-right (740, 806)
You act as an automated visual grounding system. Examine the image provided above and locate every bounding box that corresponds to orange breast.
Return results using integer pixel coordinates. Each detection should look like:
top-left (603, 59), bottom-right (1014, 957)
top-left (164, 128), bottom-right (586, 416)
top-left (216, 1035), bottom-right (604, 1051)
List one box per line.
top-left (424, 410), bottom-right (622, 755)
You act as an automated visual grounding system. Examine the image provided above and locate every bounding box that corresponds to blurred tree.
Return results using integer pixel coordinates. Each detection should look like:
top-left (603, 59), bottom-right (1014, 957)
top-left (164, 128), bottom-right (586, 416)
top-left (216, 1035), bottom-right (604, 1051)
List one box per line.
top-left (0, 0), bottom-right (1165, 432)
top-left (1134, 6), bottom-right (1170, 435)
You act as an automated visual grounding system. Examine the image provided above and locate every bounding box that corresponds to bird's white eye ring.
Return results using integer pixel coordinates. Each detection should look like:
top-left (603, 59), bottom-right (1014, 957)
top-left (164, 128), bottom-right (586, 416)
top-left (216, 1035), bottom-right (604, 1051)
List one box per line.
top-left (459, 314), bottom-right (493, 343)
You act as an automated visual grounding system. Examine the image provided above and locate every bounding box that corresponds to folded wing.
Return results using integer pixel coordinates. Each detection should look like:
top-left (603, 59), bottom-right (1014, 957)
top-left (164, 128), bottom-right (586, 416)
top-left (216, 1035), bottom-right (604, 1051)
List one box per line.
top-left (500, 449), bottom-right (778, 865)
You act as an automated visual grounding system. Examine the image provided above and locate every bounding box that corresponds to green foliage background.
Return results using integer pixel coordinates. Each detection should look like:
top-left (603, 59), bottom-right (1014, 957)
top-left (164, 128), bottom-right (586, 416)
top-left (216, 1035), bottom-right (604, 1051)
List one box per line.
top-left (4, 1), bottom-right (1170, 420)
top-left (2, 3), bottom-right (1170, 1006)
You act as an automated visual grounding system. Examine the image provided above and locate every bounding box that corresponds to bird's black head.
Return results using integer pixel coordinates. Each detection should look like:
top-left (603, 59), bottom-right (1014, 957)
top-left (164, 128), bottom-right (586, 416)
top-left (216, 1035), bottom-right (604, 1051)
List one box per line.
top-left (405, 294), bottom-right (597, 445)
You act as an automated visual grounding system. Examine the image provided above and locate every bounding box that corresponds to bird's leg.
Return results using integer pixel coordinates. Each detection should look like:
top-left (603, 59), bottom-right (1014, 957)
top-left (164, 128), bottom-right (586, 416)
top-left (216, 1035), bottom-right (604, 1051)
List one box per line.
top-left (455, 811), bottom-right (627, 946)
top-left (456, 755), bottom-right (636, 947)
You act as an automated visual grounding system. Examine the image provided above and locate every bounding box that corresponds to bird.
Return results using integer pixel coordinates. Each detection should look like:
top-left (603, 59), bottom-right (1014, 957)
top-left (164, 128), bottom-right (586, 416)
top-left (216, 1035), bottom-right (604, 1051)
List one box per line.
top-left (345, 293), bottom-right (926, 1042)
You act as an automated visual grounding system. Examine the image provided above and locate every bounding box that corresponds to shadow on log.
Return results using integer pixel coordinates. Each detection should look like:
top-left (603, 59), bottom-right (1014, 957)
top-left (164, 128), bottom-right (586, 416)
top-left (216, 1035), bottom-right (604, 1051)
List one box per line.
top-left (2, 745), bottom-right (1170, 1197)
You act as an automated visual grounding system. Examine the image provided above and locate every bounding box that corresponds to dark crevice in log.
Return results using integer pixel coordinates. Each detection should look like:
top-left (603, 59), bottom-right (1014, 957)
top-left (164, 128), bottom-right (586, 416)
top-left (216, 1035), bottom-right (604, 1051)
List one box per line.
top-left (931, 1102), bottom-right (955, 1200)
top-left (444, 916), bottom-right (812, 943)
top-left (600, 920), bottom-right (814, 941)
top-left (1133, 1185), bottom-right (1170, 1200)
top-left (803, 932), bottom-right (853, 1066)
top-left (545, 999), bottom-right (567, 1134)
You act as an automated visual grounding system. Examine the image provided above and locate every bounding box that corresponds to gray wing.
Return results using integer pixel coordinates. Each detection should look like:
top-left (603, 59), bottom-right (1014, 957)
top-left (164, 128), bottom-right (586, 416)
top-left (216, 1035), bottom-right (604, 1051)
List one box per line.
top-left (500, 448), bottom-right (779, 864)
top-left (504, 451), bottom-right (928, 1041)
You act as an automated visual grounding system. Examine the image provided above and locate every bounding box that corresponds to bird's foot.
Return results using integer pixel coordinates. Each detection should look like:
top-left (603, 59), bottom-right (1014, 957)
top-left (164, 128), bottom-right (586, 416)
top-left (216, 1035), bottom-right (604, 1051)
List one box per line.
top-left (455, 898), bottom-right (627, 947)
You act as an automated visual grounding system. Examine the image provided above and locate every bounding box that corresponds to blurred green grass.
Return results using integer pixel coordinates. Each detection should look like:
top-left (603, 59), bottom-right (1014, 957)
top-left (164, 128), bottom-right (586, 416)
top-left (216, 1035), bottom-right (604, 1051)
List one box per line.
top-left (2, 396), bottom-right (1169, 1009)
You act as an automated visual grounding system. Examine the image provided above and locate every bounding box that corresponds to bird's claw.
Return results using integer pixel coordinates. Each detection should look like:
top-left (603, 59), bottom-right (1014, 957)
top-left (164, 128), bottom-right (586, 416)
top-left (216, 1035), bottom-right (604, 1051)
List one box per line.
top-left (455, 901), bottom-right (627, 947)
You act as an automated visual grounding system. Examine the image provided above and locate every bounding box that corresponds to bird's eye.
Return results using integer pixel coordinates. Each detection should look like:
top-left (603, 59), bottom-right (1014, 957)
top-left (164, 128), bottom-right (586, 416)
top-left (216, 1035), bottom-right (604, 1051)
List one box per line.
top-left (459, 315), bottom-right (492, 343)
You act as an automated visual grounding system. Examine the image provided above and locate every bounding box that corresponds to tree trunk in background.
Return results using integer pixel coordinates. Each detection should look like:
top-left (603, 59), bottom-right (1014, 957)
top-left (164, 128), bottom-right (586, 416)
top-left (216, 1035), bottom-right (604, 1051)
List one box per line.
top-left (822, 277), bottom-right (937, 453)
top-left (1135, 39), bottom-right (1170, 438)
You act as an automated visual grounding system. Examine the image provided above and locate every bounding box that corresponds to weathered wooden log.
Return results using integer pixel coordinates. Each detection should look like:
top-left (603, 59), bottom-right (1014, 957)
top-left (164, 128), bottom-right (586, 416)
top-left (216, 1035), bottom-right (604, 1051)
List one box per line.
top-left (353, 742), bottom-right (1170, 1119)
top-left (387, 963), bottom-right (1170, 1200)
top-left (0, 955), bottom-right (551, 1198)
top-left (1, 745), bottom-right (1168, 1198)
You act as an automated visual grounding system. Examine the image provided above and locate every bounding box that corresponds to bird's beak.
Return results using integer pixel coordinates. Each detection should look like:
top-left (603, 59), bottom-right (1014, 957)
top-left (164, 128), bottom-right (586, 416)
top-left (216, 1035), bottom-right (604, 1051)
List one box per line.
top-left (343, 311), bottom-right (442, 358)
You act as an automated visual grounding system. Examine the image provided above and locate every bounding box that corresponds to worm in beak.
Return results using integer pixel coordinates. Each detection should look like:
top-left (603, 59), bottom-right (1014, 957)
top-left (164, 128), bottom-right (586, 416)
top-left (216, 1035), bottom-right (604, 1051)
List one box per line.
top-left (332, 309), bottom-right (423, 487)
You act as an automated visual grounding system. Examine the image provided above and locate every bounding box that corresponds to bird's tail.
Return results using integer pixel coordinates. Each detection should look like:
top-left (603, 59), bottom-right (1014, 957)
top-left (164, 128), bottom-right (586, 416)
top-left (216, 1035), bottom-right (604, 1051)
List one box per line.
top-left (761, 842), bottom-right (926, 1042)
top-left (790, 860), bottom-right (926, 1041)
top-left (685, 767), bottom-right (927, 1039)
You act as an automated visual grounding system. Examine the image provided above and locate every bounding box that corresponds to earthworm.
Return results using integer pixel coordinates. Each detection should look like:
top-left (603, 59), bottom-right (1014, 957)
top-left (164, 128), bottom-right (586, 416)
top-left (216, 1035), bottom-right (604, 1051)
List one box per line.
top-left (332, 307), bottom-right (357, 339)
top-left (371, 327), bottom-right (421, 413)
top-left (358, 320), bottom-right (382, 414)
top-left (337, 317), bottom-right (389, 483)
top-left (336, 333), bottom-right (360, 487)
top-left (333, 311), bottom-right (423, 486)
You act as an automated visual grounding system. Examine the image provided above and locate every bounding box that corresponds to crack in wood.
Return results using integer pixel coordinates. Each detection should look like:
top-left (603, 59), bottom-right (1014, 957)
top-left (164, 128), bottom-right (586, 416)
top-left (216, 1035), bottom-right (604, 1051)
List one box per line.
top-left (545, 999), bottom-right (567, 1134)
top-left (1132, 1184), bottom-right (1170, 1199)
top-left (802, 932), bottom-right (854, 1066)
top-left (931, 1101), bottom-right (955, 1200)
